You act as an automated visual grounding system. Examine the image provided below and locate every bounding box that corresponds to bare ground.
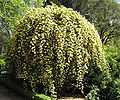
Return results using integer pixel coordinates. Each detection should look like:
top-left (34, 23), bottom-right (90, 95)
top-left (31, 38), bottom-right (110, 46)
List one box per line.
top-left (58, 97), bottom-right (86, 100)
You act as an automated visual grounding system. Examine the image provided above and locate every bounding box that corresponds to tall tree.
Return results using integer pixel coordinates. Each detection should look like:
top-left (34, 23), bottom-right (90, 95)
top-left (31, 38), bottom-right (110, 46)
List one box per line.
top-left (60, 0), bottom-right (120, 44)
top-left (92, 0), bottom-right (120, 44)
top-left (0, 0), bottom-right (28, 36)
top-left (50, 0), bottom-right (120, 44)
top-left (0, 0), bottom-right (28, 55)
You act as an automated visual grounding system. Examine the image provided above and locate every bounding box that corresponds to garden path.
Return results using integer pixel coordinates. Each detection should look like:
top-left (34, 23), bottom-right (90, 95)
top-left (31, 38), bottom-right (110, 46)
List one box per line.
top-left (0, 84), bottom-right (26, 100)
top-left (58, 97), bottom-right (86, 100)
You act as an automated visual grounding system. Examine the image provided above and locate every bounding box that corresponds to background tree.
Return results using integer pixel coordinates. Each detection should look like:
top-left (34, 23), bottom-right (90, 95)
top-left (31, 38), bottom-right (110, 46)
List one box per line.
top-left (0, 0), bottom-right (28, 56)
top-left (72, 0), bottom-right (120, 44)
top-left (51, 0), bottom-right (120, 45)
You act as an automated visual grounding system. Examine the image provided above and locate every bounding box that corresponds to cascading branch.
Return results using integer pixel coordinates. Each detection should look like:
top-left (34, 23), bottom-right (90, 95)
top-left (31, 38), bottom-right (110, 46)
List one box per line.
top-left (8, 5), bottom-right (110, 96)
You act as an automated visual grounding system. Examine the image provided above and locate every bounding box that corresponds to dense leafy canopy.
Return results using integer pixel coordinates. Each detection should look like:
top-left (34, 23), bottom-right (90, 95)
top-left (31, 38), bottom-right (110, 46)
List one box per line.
top-left (8, 5), bottom-right (110, 97)
top-left (0, 0), bottom-right (119, 99)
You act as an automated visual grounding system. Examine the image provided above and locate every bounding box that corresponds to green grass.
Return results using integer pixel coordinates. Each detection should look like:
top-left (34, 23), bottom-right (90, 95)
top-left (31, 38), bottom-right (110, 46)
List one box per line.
top-left (35, 94), bottom-right (56, 100)
top-left (36, 94), bottom-right (51, 100)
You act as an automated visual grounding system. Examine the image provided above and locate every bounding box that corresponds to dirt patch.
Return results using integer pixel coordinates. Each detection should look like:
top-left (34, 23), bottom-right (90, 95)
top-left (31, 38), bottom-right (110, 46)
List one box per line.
top-left (58, 97), bottom-right (86, 100)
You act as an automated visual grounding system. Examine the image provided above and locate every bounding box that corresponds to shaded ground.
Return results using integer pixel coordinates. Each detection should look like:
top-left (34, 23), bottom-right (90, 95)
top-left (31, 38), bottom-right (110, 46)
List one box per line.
top-left (0, 81), bottom-right (86, 100)
top-left (0, 84), bottom-right (27, 100)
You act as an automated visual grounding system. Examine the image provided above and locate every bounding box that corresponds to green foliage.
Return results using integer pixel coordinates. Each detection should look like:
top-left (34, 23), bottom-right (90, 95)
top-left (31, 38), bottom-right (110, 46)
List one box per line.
top-left (71, 0), bottom-right (120, 44)
top-left (0, 59), bottom-right (7, 72)
top-left (35, 94), bottom-right (52, 100)
top-left (0, 0), bottom-right (28, 35)
top-left (8, 5), bottom-right (110, 97)
top-left (46, 0), bottom-right (120, 45)
top-left (104, 45), bottom-right (120, 79)
top-left (84, 44), bottom-right (120, 100)
top-left (84, 59), bottom-right (111, 99)
top-left (86, 85), bottom-right (100, 100)
top-left (103, 45), bottom-right (120, 99)
top-left (0, 0), bottom-right (29, 58)
top-left (108, 78), bottom-right (120, 100)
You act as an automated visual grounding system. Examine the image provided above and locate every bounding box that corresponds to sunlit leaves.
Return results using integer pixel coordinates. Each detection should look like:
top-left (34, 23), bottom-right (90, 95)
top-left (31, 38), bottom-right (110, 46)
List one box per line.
top-left (8, 5), bottom-right (108, 95)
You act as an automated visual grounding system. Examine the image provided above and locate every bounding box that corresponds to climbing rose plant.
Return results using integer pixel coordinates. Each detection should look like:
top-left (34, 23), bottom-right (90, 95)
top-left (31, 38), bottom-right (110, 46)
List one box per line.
top-left (8, 5), bottom-right (110, 97)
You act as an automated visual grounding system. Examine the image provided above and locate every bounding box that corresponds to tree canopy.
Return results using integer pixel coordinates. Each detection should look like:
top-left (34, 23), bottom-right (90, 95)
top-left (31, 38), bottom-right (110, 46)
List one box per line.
top-left (0, 0), bottom-right (28, 54)
top-left (8, 5), bottom-right (110, 98)
top-left (0, 0), bottom-right (120, 99)
top-left (1, 0), bottom-right (119, 45)
top-left (52, 0), bottom-right (120, 44)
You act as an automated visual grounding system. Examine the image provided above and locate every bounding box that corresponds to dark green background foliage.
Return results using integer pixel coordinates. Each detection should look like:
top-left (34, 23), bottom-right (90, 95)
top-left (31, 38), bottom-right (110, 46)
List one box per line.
top-left (104, 45), bottom-right (120, 99)
top-left (8, 5), bottom-right (110, 97)
top-left (104, 45), bottom-right (120, 79)
top-left (85, 45), bottom-right (120, 100)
